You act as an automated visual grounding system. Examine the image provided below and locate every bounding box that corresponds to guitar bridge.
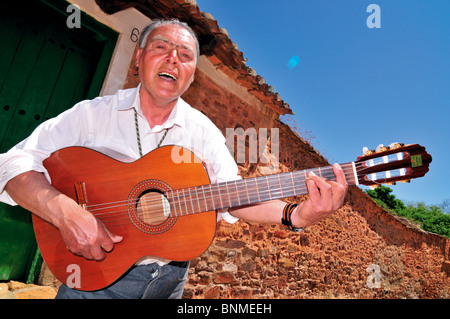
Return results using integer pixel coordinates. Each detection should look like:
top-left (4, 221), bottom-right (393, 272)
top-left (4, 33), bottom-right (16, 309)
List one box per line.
top-left (74, 181), bottom-right (88, 210)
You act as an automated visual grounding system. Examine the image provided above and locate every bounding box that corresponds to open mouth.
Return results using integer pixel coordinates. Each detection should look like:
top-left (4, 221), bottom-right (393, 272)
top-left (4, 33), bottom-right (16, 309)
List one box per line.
top-left (158, 72), bottom-right (177, 81)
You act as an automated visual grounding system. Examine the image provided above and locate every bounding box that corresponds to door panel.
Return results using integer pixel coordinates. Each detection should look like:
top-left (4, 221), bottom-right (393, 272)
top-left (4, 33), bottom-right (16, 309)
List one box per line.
top-left (0, 0), bottom-right (118, 282)
top-left (0, 24), bottom-right (46, 143)
top-left (1, 31), bottom-right (68, 151)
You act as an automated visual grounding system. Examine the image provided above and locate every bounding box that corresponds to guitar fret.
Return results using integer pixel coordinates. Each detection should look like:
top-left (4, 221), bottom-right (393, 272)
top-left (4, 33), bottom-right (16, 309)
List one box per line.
top-left (225, 182), bottom-right (231, 208)
top-left (225, 180), bottom-right (237, 207)
top-left (244, 180), bottom-right (251, 204)
top-left (254, 178), bottom-right (261, 202)
top-left (289, 172), bottom-right (297, 197)
top-left (234, 180), bottom-right (241, 206)
top-left (216, 185), bottom-right (224, 209)
top-left (293, 171), bottom-right (306, 196)
top-left (176, 189), bottom-right (183, 216)
top-left (208, 184), bottom-right (216, 210)
top-left (194, 186), bottom-right (201, 212)
top-left (238, 180), bottom-right (248, 205)
top-left (246, 178), bottom-right (260, 204)
top-left (231, 181), bottom-right (239, 205)
top-left (182, 189), bottom-right (189, 215)
top-left (177, 189), bottom-right (183, 216)
top-left (266, 176), bottom-right (272, 200)
top-left (171, 191), bottom-right (176, 217)
top-left (277, 174), bottom-right (284, 198)
top-left (254, 176), bottom-right (267, 203)
top-left (272, 174), bottom-right (282, 199)
top-left (286, 172), bottom-right (297, 197)
top-left (167, 192), bottom-right (176, 217)
top-left (265, 175), bottom-right (274, 198)
top-left (281, 175), bottom-right (297, 198)
top-left (202, 186), bottom-right (209, 211)
top-left (188, 188), bottom-right (194, 215)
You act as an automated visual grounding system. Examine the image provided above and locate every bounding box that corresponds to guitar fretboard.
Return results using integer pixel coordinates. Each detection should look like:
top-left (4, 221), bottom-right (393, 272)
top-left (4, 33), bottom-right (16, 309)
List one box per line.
top-left (166, 162), bottom-right (357, 217)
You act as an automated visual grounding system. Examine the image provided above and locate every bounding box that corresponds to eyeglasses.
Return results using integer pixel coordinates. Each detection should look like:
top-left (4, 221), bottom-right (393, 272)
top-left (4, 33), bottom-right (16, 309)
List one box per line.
top-left (148, 37), bottom-right (196, 63)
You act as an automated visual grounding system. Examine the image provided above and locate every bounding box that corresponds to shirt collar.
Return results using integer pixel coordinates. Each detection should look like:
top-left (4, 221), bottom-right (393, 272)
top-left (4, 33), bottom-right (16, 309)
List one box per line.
top-left (116, 84), bottom-right (187, 132)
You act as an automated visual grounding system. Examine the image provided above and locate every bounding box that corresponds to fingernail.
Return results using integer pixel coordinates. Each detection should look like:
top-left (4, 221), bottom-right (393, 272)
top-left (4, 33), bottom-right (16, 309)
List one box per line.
top-left (309, 171), bottom-right (317, 177)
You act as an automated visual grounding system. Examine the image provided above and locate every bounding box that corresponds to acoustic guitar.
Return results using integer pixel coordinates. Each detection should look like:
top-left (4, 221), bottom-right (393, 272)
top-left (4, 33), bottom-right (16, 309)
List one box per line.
top-left (32, 143), bottom-right (431, 290)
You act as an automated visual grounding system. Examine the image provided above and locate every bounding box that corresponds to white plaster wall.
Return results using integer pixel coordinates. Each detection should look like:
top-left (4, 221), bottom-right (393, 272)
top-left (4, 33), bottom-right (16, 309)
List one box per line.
top-left (67, 0), bottom-right (151, 95)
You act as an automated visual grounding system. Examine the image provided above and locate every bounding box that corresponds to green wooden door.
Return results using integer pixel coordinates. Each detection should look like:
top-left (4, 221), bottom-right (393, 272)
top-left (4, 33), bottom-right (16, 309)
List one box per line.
top-left (0, 0), bottom-right (117, 281)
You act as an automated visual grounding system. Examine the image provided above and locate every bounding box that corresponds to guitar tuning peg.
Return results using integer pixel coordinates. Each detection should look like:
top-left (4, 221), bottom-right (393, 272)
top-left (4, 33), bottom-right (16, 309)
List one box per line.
top-left (385, 182), bottom-right (397, 186)
top-left (400, 179), bottom-right (411, 184)
top-left (376, 144), bottom-right (389, 152)
top-left (389, 142), bottom-right (403, 149)
top-left (375, 144), bottom-right (383, 152)
top-left (362, 147), bottom-right (375, 155)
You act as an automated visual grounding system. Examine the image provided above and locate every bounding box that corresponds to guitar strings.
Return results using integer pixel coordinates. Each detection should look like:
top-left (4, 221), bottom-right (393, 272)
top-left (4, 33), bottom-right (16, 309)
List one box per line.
top-left (94, 162), bottom-right (359, 215)
top-left (90, 161), bottom-right (364, 212)
top-left (103, 165), bottom-right (401, 229)
top-left (92, 162), bottom-right (365, 227)
top-left (91, 158), bottom-right (389, 213)
top-left (97, 163), bottom-right (360, 217)
top-left (86, 152), bottom-right (398, 216)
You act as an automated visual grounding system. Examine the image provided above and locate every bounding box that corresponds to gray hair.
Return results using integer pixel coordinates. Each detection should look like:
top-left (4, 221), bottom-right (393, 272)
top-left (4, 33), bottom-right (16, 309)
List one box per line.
top-left (139, 19), bottom-right (200, 63)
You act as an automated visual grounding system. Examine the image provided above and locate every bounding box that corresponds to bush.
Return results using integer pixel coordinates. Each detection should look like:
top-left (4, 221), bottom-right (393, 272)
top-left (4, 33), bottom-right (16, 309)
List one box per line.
top-left (365, 186), bottom-right (405, 211)
top-left (365, 186), bottom-right (450, 238)
top-left (397, 203), bottom-right (450, 238)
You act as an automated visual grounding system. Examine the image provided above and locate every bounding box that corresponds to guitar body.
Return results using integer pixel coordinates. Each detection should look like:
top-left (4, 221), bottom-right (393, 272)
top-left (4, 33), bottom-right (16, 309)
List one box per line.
top-left (32, 146), bottom-right (216, 291)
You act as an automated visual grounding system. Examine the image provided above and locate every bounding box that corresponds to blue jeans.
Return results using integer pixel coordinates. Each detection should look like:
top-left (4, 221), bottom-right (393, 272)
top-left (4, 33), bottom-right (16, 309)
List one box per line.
top-left (55, 262), bottom-right (189, 299)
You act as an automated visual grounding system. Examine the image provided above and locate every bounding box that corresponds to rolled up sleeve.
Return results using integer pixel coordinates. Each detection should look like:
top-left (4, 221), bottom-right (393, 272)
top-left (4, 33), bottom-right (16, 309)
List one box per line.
top-left (0, 149), bottom-right (51, 204)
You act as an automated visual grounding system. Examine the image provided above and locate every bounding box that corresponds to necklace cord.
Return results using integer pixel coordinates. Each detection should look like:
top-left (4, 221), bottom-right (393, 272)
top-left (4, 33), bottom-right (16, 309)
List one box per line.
top-left (134, 108), bottom-right (169, 157)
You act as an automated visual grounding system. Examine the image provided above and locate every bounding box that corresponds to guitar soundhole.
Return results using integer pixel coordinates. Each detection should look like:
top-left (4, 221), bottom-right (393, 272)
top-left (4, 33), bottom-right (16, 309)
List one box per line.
top-left (136, 190), bottom-right (170, 225)
top-left (128, 180), bottom-right (176, 234)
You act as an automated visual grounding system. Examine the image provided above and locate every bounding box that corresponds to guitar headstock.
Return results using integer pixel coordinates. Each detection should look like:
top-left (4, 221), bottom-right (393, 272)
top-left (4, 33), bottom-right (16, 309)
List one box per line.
top-left (354, 143), bottom-right (432, 187)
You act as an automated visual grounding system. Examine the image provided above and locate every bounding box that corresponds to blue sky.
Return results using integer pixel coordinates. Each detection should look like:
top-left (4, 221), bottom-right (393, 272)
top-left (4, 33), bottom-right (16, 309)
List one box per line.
top-left (197, 0), bottom-right (450, 208)
top-left (195, 0), bottom-right (449, 207)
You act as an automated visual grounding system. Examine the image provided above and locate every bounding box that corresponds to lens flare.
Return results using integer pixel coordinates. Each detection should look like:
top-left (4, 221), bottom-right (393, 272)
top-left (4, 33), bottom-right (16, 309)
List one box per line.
top-left (287, 55), bottom-right (300, 69)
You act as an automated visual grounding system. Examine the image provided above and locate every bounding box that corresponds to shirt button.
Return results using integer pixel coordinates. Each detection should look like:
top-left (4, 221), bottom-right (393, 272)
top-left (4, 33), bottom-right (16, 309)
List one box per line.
top-left (149, 267), bottom-right (159, 279)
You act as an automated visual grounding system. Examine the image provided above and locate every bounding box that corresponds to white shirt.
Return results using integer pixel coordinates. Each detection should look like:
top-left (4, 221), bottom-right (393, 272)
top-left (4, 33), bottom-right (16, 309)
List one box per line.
top-left (0, 85), bottom-right (240, 224)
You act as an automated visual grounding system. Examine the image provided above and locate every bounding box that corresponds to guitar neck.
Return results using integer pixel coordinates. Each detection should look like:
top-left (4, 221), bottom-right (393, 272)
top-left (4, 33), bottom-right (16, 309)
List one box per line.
top-left (167, 162), bottom-right (358, 216)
